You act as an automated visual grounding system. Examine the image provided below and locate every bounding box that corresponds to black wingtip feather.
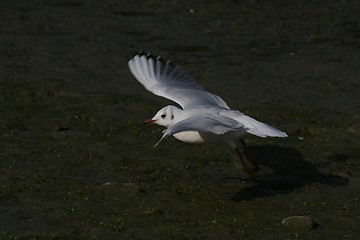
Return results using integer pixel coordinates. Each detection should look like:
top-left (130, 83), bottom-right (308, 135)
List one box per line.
top-left (130, 51), bottom-right (176, 66)
top-left (146, 53), bottom-right (156, 59)
top-left (128, 51), bottom-right (143, 62)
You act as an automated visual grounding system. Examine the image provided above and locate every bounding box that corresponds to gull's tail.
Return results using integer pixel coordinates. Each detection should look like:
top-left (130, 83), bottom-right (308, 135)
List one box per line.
top-left (225, 110), bottom-right (287, 138)
top-left (241, 115), bottom-right (287, 138)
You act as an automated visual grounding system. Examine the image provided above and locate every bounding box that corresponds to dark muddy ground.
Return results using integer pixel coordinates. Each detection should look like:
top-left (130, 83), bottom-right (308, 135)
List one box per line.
top-left (1, 0), bottom-right (360, 239)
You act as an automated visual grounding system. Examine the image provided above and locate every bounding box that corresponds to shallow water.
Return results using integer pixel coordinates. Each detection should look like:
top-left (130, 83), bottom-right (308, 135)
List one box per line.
top-left (1, 0), bottom-right (360, 239)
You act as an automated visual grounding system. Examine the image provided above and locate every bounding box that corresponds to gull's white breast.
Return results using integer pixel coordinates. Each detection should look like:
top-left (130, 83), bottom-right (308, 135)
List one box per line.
top-left (172, 129), bottom-right (247, 146)
top-left (173, 131), bottom-right (205, 144)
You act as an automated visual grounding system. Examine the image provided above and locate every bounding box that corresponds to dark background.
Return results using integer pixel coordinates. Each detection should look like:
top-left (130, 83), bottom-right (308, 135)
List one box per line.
top-left (1, 0), bottom-right (359, 239)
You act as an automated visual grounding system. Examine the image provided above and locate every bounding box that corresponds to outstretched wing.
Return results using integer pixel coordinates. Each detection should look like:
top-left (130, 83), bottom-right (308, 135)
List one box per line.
top-left (154, 114), bottom-right (243, 147)
top-left (128, 52), bottom-right (229, 110)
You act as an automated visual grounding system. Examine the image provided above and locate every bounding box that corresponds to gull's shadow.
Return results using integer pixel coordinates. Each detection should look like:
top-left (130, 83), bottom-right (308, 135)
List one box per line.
top-left (231, 144), bottom-right (349, 201)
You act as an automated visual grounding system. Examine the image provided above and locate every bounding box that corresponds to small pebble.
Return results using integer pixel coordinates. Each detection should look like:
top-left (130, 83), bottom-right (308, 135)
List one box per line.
top-left (121, 182), bottom-right (143, 194)
top-left (102, 181), bottom-right (118, 187)
top-left (95, 181), bottom-right (119, 191)
top-left (282, 216), bottom-right (316, 230)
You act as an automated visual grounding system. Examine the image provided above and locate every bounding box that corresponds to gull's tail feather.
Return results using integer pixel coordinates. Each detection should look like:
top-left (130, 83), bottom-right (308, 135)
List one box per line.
top-left (237, 115), bottom-right (287, 138)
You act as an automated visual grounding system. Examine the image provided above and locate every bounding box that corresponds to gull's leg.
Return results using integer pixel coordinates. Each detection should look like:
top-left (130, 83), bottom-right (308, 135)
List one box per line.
top-left (240, 139), bottom-right (259, 172)
top-left (235, 146), bottom-right (256, 180)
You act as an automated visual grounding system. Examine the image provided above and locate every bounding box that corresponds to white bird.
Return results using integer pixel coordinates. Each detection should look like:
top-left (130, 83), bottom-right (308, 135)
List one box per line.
top-left (128, 52), bottom-right (287, 178)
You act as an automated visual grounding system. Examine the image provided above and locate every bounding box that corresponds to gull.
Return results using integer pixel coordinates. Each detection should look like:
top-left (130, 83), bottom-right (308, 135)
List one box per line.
top-left (128, 52), bottom-right (287, 178)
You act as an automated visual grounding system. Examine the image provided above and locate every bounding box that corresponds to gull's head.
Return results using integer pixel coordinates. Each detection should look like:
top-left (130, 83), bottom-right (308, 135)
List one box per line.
top-left (143, 105), bottom-right (180, 127)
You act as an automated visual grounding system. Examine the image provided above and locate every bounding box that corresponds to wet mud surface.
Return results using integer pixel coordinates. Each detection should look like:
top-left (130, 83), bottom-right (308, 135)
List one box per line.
top-left (1, 0), bottom-right (360, 239)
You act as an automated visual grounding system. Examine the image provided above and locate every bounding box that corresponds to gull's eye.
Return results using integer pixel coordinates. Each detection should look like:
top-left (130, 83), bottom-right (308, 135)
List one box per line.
top-left (161, 114), bottom-right (166, 119)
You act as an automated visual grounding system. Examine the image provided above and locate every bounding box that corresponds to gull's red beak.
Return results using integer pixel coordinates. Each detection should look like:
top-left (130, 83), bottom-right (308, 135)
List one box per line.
top-left (142, 119), bottom-right (157, 125)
